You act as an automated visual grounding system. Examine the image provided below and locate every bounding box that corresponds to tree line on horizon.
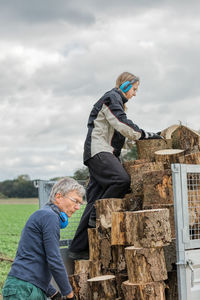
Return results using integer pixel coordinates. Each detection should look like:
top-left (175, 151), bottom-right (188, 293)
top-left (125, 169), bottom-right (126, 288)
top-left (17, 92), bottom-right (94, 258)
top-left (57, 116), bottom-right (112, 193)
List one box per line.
top-left (0, 146), bottom-right (137, 198)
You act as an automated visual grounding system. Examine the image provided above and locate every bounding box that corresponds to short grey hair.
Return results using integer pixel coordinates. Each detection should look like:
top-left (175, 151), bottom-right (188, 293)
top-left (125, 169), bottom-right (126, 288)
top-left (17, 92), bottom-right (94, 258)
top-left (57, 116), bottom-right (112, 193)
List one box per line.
top-left (49, 177), bottom-right (85, 203)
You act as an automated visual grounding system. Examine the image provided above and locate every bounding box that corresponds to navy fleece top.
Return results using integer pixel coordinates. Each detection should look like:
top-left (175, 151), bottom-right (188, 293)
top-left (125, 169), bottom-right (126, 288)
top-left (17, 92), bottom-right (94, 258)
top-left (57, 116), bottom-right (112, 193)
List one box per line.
top-left (9, 205), bottom-right (72, 297)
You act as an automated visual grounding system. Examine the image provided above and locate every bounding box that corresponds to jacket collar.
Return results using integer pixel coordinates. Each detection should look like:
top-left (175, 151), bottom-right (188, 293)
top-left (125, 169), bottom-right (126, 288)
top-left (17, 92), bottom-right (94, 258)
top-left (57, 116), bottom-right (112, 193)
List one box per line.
top-left (113, 88), bottom-right (128, 104)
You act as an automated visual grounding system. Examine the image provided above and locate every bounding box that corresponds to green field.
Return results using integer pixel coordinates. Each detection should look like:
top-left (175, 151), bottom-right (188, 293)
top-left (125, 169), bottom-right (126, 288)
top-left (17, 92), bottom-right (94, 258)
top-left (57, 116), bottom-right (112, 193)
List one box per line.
top-left (0, 198), bottom-right (84, 296)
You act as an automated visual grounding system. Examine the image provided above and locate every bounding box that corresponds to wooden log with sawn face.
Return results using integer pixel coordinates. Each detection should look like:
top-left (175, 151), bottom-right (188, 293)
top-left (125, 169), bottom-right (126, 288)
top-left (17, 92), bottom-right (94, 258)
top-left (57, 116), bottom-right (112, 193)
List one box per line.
top-left (87, 275), bottom-right (117, 300)
top-left (136, 139), bottom-right (172, 161)
top-left (122, 280), bottom-right (166, 300)
top-left (125, 246), bottom-right (168, 283)
top-left (111, 209), bottom-right (171, 247)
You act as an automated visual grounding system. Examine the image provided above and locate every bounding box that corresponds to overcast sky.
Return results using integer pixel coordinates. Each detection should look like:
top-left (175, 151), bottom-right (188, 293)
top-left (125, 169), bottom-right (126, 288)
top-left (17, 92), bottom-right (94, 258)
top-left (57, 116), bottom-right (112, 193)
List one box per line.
top-left (0, 0), bottom-right (200, 181)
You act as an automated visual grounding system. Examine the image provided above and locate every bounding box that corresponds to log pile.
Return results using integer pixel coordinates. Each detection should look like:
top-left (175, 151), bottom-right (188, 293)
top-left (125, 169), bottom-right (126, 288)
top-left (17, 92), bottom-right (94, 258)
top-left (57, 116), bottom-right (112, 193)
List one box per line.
top-left (69, 124), bottom-right (200, 300)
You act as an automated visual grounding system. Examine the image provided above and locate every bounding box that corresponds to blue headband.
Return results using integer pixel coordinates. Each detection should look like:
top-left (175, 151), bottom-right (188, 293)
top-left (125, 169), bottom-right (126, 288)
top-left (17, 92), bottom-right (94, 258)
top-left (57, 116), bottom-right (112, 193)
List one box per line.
top-left (120, 79), bottom-right (138, 93)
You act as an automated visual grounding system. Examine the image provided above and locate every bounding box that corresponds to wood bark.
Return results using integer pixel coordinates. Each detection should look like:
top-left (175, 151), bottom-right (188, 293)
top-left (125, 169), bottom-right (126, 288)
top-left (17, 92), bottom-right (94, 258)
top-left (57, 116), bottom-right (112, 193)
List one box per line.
top-left (95, 197), bottom-right (139, 229)
top-left (178, 152), bottom-right (200, 164)
top-left (123, 159), bottom-right (149, 174)
top-left (69, 273), bottom-right (88, 300)
top-left (115, 273), bottom-right (128, 299)
top-left (143, 170), bottom-right (173, 206)
top-left (74, 260), bottom-right (90, 275)
top-left (88, 228), bottom-right (100, 261)
top-left (160, 124), bottom-right (179, 139)
top-left (127, 162), bottom-right (164, 197)
top-left (122, 280), bottom-right (166, 300)
top-left (155, 149), bottom-right (185, 169)
top-left (87, 275), bottom-right (117, 300)
top-left (171, 125), bottom-right (200, 153)
top-left (136, 139), bottom-right (172, 161)
top-left (165, 271), bottom-right (178, 300)
top-left (143, 204), bottom-right (175, 238)
top-left (125, 246), bottom-right (168, 283)
top-left (111, 209), bottom-right (171, 247)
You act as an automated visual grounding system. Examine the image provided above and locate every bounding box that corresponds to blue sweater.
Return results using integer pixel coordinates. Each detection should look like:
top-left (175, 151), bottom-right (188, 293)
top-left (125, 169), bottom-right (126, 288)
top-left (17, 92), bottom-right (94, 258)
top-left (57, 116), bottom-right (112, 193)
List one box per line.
top-left (9, 205), bottom-right (72, 297)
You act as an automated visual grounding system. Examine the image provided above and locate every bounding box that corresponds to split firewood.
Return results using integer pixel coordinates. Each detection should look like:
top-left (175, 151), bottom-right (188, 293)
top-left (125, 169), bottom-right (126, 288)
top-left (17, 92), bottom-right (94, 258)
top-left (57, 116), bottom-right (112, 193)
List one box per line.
top-left (123, 159), bottom-right (149, 174)
top-left (111, 209), bottom-right (171, 247)
top-left (143, 169), bottom-right (173, 206)
top-left (155, 149), bottom-right (185, 168)
top-left (125, 246), bottom-right (168, 283)
top-left (136, 139), bottom-right (172, 161)
top-left (122, 280), bottom-right (166, 300)
top-left (87, 275), bottom-right (117, 300)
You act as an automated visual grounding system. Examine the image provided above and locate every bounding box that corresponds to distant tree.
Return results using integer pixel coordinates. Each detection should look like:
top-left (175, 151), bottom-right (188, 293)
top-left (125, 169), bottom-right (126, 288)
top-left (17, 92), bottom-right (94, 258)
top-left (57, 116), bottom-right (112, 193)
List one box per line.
top-left (122, 144), bottom-right (138, 161)
top-left (0, 175), bottom-right (38, 198)
top-left (73, 167), bottom-right (89, 180)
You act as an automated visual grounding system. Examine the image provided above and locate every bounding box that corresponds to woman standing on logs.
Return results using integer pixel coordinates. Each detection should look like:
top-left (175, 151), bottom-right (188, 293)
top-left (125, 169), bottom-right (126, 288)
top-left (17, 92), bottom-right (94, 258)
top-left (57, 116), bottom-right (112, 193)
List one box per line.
top-left (68, 71), bottom-right (163, 260)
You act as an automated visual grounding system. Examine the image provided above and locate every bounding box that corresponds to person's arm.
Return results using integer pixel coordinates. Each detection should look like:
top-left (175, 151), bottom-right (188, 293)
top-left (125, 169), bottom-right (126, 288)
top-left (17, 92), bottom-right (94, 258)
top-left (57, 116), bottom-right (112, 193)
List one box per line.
top-left (102, 95), bottom-right (162, 140)
top-left (42, 214), bottom-right (73, 297)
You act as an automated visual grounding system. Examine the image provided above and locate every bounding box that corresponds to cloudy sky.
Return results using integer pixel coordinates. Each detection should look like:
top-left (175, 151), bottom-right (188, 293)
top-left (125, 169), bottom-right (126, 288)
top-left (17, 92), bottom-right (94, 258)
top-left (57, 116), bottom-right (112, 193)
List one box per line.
top-left (0, 0), bottom-right (200, 181)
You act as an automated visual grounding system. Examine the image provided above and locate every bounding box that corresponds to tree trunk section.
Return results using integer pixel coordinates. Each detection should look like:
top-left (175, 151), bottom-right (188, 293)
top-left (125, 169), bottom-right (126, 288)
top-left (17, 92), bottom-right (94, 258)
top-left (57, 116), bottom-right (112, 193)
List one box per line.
top-left (127, 162), bottom-right (164, 197)
top-left (143, 204), bottom-right (175, 238)
top-left (143, 170), bottom-right (173, 206)
top-left (74, 260), bottom-right (90, 275)
top-left (178, 152), bottom-right (200, 164)
top-left (155, 149), bottom-right (185, 169)
top-left (87, 275), bottom-right (117, 300)
top-left (171, 125), bottom-right (200, 153)
top-left (95, 198), bottom-right (139, 229)
top-left (111, 209), bottom-right (171, 247)
top-left (125, 246), bottom-right (167, 283)
top-left (122, 280), bottom-right (166, 300)
top-left (69, 273), bottom-right (89, 300)
top-left (88, 228), bottom-right (100, 261)
top-left (136, 139), bottom-right (172, 161)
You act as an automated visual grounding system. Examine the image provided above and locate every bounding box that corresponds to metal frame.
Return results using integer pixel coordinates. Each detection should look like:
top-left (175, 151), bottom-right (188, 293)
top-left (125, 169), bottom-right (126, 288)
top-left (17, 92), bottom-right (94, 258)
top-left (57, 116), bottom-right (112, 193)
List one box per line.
top-left (172, 163), bottom-right (200, 300)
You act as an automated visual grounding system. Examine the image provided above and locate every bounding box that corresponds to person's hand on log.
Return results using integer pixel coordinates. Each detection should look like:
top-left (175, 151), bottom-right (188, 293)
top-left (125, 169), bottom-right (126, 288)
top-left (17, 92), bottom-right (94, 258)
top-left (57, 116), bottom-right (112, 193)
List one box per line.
top-left (143, 131), bottom-right (164, 140)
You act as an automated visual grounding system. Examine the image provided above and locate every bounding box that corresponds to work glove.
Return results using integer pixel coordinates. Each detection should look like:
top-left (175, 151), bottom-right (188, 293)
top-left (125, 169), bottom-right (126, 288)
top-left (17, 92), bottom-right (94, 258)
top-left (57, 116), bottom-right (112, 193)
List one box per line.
top-left (144, 131), bottom-right (164, 140)
top-left (51, 291), bottom-right (62, 300)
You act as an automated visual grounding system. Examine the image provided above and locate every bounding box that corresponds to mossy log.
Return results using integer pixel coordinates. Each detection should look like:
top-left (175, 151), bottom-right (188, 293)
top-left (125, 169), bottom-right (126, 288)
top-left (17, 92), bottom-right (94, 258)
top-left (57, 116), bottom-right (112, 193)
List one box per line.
top-left (171, 125), bottom-right (200, 153)
top-left (111, 209), bottom-right (171, 247)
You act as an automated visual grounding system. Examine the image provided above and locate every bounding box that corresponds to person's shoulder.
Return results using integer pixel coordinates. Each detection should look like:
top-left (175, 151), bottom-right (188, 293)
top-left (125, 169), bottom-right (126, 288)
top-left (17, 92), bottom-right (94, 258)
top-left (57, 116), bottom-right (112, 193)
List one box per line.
top-left (31, 205), bottom-right (57, 221)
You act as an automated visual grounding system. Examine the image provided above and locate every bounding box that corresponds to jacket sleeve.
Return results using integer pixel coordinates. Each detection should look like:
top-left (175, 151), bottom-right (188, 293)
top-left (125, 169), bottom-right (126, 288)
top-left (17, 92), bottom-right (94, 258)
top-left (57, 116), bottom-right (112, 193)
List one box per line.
top-left (101, 94), bottom-right (145, 141)
top-left (42, 214), bottom-right (72, 297)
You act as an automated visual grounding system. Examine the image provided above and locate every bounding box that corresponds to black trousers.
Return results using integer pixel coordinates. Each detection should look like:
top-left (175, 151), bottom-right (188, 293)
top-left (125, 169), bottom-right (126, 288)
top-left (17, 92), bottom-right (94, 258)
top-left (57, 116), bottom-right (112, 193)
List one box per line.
top-left (69, 152), bottom-right (130, 253)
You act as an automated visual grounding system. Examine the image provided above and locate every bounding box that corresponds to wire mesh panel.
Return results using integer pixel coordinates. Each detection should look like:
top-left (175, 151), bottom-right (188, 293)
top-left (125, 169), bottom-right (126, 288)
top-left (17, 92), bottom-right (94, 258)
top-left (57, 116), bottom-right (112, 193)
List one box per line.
top-left (187, 173), bottom-right (200, 240)
top-left (172, 164), bottom-right (200, 300)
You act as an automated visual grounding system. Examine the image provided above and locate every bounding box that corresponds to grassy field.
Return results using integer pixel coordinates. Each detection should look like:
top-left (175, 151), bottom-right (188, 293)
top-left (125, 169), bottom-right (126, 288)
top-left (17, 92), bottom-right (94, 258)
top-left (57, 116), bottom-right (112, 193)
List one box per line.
top-left (0, 198), bottom-right (84, 297)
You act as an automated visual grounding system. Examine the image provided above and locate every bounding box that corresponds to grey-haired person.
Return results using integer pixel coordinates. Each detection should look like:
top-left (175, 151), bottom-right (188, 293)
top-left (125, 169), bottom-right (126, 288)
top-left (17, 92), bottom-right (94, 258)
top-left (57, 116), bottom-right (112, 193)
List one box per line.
top-left (68, 71), bottom-right (163, 260)
top-left (2, 177), bottom-right (85, 300)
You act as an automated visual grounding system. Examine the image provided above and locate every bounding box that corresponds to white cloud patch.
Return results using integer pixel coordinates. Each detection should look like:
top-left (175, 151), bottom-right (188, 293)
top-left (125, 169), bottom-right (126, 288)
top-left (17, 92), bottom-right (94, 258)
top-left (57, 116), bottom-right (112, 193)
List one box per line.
top-left (0, 1), bottom-right (199, 180)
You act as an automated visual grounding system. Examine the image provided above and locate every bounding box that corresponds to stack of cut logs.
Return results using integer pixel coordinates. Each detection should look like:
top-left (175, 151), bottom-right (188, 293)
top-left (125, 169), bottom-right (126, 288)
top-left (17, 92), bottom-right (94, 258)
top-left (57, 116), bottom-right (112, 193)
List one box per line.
top-left (69, 125), bottom-right (200, 300)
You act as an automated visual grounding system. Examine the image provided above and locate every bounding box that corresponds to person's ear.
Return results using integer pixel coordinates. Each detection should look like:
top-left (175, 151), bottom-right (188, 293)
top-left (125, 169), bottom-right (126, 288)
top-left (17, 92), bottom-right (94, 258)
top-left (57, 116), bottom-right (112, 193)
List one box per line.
top-left (55, 193), bottom-right (62, 202)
